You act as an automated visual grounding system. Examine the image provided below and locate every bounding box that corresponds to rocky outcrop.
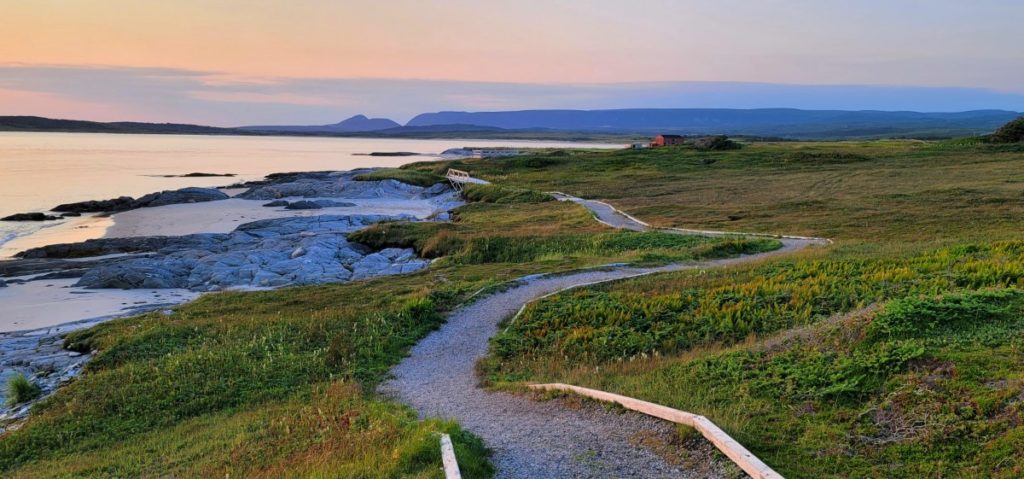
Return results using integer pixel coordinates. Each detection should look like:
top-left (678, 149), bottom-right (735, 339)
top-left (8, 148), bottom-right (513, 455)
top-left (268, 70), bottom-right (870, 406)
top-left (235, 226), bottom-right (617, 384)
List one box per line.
top-left (53, 196), bottom-right (135, 213)
top-left (52, 187), bottom-right (228, 214)
top-left (2, 212), bottom-right (60, 221)
top-left (1, 324), bottom-right (91, 429)
top-left (168, 172), bottom-right (236, 178)
top-left (6, 169), bottom-right (466, 290)
top-left (237, 169), bottom-right (452, 201)
top-left (133, 187), bottom-right (228, 207)
top-left (283, 199), bottom-right (356, 210)
top-left (69, 215), bottom-right (429, 291)
top-left (17, 236), bottom-right (209, 259)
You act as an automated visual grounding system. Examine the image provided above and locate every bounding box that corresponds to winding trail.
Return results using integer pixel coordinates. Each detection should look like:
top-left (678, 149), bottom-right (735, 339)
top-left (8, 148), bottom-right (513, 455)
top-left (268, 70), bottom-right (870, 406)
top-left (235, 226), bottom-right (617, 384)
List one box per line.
top-left (380, 193), bottom-right (827, 478)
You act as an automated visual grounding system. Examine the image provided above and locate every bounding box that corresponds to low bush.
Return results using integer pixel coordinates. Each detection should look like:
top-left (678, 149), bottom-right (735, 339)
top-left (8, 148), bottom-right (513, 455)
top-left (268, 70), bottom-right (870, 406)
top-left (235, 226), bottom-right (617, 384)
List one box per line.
top-left (866, 289), bottom-right (1021, 340)
top-left (486, 240), bottom-right (1024, 379)
top-left (6, 373), bottom-right (41, 406)
top-left (990, 116), bottom-right (1024, 143)
top-left (352, 168), bottom-right (446, 187)
top-left (347, 221), bottom-right (459, 258)
top-left (692, 135), bottom-right (741, 151)
top-left (462, 183), bottom-right (555, 203)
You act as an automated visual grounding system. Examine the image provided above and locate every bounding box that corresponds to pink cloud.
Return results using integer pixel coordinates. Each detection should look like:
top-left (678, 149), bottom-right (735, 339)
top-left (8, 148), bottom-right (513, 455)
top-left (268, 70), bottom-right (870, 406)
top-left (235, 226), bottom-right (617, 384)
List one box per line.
top-left (0, 87), bottom-right (140, 121)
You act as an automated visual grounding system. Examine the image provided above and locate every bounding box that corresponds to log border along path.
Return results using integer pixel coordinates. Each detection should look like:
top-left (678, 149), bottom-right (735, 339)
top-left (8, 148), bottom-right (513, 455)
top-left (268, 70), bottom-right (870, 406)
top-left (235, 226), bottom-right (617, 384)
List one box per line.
top-left (380, 185), bottom-right (828, 478)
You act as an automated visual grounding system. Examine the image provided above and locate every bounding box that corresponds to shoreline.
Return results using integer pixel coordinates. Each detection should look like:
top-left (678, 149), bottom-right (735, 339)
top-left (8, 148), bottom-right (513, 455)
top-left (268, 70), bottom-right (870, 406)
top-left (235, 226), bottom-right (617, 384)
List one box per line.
top-left (0, 180), bottom-right (455, 333)
top-left (0, 167), bottom-right (464, 422)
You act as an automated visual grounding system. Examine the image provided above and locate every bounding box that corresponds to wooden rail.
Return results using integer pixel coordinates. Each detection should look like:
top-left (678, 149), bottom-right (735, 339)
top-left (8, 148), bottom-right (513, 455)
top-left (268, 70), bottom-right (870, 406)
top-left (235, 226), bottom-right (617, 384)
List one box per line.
top-left (445, 168), bottom-right (472, 193)
top-left (439, 433), bottom-right (462, 479)
top-left (529, 383), bottom-right (784, 479)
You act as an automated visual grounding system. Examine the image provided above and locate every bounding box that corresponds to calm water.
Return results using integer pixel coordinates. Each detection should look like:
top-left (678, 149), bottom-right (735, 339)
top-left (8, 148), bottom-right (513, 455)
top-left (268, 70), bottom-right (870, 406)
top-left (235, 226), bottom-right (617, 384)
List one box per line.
top-left (0, 132), bottom-right (618, 256)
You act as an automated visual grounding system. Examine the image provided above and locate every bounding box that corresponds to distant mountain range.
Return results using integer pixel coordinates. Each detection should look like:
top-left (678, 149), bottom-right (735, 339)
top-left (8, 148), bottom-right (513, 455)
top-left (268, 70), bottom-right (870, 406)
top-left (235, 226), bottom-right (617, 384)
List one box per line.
top-left (405, 108), bottom-right (1021, 138)
top-left (239, 114), bottom-right (400, 133)
top-left (0, 116), bottom-right (239, 135)
top-left (2, 108), bottom-right (1021, 140)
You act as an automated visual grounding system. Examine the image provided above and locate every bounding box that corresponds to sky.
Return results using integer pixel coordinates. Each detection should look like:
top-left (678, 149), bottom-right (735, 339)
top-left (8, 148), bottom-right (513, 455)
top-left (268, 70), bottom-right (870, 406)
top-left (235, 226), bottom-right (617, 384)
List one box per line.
top-left (1, 0), bottom-right (1023, 125)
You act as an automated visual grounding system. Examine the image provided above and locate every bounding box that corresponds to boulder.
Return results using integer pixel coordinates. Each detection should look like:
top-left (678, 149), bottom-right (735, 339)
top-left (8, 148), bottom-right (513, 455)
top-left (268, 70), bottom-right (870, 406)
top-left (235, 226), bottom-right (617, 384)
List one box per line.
top-left (134, 187), bottom-right (228, 208)
top-left (52, 187), bottom-right (227, 214)
top-left (60, 212), bottom-right (82, 218)
top-left (282, 199), bottom-right (356, 210)
top-left (53, 196), bottom-right (135, 213)
top-left (313, 199), bottom-right (356, 208)
top-left (0, 279), bottom-right (6, 287)
top-left (262, 200), bottom-right (290, 208)
top-left (2, 212), bottom-right (60, 221)
top-left (284, 200), bottom-right (322, 210)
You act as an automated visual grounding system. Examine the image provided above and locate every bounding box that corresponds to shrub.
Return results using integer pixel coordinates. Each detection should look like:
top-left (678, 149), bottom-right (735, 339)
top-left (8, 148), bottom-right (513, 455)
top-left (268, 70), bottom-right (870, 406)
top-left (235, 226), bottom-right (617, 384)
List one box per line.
top-left (347, 221), bottom-right (455, 257)
top-left (351, 168), bottom-right (446, 187)
top-left (462, 184), bottom-right (555, 204)
top-left (692, 135), bottom-right (741, 151)
top-left (990, 116), bottom-right (1024, 143)
top-left (6, 373), bottom-right (41, 406)
top-left (866, 289), bottom-right (1021, 340)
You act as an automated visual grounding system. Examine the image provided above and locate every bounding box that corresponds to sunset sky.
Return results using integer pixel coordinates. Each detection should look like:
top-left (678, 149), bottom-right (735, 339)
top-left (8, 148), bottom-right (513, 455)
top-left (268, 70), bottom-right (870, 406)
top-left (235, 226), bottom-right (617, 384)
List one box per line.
top-left (2, 0), bottom-right (1023, 125)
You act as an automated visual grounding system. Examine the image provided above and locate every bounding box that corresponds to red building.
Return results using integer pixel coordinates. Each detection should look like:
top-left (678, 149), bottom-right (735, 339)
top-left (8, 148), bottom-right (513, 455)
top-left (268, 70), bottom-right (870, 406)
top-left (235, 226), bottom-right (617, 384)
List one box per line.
top-left (650, 134), bottom-right (686, 147)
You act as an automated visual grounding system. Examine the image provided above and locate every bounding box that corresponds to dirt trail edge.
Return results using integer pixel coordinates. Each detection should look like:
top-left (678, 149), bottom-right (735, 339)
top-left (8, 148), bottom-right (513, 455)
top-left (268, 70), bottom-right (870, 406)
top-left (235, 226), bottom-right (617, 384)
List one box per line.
top-left (380, 194), bottom-right (826, 478)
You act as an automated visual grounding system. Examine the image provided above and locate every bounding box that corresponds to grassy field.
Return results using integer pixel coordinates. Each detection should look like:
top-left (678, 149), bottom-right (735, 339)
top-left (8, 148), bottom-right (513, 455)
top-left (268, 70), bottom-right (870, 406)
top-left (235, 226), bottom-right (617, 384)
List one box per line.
top-left (0, 180), bottom-right (767, 477)
top-left (352, 168), bottom-right (447, 187)
top-left (408, 140), bottom-right (1024, 243)
top-left (399, 140), bottom-right (1024, 477)
top-left (5, 138), bottom-right (1022, 477)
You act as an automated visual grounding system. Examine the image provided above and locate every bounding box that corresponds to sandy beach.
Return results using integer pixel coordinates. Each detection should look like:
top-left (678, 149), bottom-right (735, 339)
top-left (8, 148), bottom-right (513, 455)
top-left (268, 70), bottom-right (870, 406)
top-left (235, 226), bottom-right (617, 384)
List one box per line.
top-left (0, 215), bottom-right (112, 259)
top-left (0, 278), bottom-right (198, 333)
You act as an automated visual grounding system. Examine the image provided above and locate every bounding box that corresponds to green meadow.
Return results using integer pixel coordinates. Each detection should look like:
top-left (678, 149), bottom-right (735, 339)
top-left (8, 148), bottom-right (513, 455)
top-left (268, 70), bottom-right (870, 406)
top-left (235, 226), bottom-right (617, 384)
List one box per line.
top-left (405, 139), bottom-right (1024, 478)
top-left (0, 174), bottom-right (763, 477)
top-left (3, 136), bottom-right (1024, 477)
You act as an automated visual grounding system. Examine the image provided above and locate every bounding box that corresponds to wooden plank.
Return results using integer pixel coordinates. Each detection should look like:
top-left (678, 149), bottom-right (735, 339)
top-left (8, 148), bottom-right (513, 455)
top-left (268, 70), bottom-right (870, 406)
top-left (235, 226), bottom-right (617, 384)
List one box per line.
top-left (690, 416), bottom-right (783, 479)
top-left (529, 383), bottom-right (784, 479)
top-left (439, 433), bottom-right (462, 479)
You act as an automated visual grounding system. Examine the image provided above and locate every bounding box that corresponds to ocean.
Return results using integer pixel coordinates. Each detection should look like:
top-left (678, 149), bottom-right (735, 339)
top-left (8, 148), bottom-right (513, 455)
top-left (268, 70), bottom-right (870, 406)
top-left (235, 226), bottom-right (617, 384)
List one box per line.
top-left (0, 132), bottom-right (618, 257)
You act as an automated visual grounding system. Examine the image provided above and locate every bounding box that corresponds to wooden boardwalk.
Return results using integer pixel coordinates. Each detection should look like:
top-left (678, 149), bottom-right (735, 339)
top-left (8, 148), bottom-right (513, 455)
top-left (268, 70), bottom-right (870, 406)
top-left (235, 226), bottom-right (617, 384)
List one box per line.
top-left (446, 168), bottom-right (489, 193)
top-left (530, 383), bottom-right (785, 479)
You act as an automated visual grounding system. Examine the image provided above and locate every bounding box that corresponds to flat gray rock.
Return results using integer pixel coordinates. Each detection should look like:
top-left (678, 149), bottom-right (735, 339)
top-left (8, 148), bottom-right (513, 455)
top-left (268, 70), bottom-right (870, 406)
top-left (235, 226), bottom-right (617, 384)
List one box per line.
top-left (134, 187), bottom-right (228, 207)
top-left (73, 214), bottom-right (429, 291)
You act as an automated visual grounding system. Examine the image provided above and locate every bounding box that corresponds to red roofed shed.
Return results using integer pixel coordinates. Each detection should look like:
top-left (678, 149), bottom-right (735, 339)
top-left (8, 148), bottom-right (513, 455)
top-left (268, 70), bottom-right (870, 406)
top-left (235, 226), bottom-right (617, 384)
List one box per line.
top-left (651, 134), bottom-right (686, 147)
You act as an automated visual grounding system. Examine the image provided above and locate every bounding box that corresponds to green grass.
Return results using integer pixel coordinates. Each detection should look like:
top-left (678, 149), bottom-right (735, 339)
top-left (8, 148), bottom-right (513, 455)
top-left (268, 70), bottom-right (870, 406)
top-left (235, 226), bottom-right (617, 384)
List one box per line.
top-left (461, 183), bottom-right (555, 204)
top-left (352, 168), bottom-right (446, 187)
top-left (8, 139), bottom-right (1024, 476)
top-left (5, 374), bottom-right (40, 407)
top-left (406, 141), bottom-right (1024, 243)
top-left (349, 200), bottom-right (778, 267)
top-left (482, 240), bottom-right (1024, 382)
top-left (507, 290), bottom-right (1024, 478)
top-left (399, 141), bottom-right (1024, 476)
top-left (0, 278), bottom-right (493, 478)
top-left (0, 181), bottom-right (773, 477)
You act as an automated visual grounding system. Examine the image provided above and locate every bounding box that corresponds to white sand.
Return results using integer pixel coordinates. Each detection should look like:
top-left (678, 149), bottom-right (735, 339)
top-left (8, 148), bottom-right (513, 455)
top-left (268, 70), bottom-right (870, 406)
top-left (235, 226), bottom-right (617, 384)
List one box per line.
top-left (104, 197), bottom-right (440, 238)
top-left (0, 278), bottom-right (198, 333)
top-left (0, 215), bottom-right (112, 259)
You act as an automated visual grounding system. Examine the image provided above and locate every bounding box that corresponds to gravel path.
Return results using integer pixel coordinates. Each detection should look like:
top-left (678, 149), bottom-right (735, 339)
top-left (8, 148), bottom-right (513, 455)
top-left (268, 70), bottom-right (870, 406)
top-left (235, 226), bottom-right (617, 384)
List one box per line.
top-left (551, 193), bottom-right (648, 231)
top-left (381, 192), bottom-right (825, 478)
